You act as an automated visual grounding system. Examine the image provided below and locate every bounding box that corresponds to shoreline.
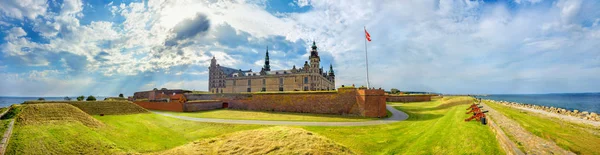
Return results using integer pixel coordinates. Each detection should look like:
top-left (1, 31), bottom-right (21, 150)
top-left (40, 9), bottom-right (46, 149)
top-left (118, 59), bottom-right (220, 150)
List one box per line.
top-left (485, 99), bottom-right (600, 127)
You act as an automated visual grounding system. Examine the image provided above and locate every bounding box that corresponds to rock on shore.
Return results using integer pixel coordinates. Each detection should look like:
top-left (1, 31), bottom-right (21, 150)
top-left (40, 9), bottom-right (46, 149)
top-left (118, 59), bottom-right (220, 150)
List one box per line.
top-left (485, 100), bottom-right (600, 122)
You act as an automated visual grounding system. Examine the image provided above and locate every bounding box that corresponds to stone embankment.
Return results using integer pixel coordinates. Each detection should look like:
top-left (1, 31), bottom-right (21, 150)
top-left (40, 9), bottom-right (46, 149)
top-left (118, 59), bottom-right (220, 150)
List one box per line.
top-left (485, 100), bottom-right (599, 121)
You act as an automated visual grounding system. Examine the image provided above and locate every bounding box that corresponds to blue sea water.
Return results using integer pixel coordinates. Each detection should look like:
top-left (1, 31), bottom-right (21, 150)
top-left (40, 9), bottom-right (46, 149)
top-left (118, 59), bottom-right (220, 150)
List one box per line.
top-left (0, 96), bottom-right (107, 108)
top-left (478, 93), bottom-right (600, 113)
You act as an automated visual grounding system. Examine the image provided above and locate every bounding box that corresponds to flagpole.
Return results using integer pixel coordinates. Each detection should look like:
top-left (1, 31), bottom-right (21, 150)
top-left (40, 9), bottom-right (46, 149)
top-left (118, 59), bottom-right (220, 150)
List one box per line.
top-left (364, 26), bottom-right (370, 88)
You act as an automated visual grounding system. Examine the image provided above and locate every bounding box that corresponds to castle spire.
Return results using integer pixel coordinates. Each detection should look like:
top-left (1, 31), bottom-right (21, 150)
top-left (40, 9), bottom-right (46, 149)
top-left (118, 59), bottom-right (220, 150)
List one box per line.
top-left (329, 64), bottom-right (334, 76)
top-left (263, 46), bottom-right (271, 71)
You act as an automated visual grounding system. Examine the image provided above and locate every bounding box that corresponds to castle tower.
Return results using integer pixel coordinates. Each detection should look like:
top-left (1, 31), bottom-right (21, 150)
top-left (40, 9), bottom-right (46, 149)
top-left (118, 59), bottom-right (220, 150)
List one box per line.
top-left (309, 41), bottom-right (320, 73)
top-left (263, 46), bottom-right (271, 71)
top-left (208, 56), bottom-right (217, 92)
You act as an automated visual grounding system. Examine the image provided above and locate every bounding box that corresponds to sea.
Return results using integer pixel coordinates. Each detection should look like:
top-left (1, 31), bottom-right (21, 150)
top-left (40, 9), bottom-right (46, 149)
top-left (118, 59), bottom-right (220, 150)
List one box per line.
top-left (477, 93), bottom-right (600, 114)
top-left (0, 96), bottom-right (107, 108)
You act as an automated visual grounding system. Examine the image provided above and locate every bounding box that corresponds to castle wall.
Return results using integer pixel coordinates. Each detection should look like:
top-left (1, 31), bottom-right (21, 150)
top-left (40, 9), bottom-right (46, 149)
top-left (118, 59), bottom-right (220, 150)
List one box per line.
top-left (184, 101), bottom-right (224, 111)
top-left (386, 95), bottom-right (435, 102)
top-left (183, 88), bottom-right (387, 117)
top-left (134, 101), bottom-right (184, 112)
top-left (222, 73), bottom-right (334, 93)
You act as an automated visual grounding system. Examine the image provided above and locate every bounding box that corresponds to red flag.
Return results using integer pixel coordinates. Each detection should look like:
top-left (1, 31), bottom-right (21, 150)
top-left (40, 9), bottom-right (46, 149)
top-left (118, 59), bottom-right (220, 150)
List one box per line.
top-left (365, 28), bottom-right (371, 42)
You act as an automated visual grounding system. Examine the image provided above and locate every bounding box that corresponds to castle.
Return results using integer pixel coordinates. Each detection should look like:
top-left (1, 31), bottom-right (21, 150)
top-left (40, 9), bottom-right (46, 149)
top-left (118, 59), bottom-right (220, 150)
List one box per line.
top-left (209, 41), bottom-right (335, 93)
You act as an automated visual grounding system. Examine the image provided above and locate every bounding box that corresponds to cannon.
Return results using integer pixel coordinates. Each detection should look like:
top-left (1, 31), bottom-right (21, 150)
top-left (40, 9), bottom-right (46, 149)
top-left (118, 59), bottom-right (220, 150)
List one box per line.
top-left (466, 106), bottom-right (484, 114)
top-left (465, 109), bottom-right (488, 125)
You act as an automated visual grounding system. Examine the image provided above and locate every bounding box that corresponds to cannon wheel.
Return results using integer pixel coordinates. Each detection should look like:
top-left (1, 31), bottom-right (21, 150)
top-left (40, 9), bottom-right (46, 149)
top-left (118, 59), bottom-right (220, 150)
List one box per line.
top-left (481, 117), bottom-right (487, 125)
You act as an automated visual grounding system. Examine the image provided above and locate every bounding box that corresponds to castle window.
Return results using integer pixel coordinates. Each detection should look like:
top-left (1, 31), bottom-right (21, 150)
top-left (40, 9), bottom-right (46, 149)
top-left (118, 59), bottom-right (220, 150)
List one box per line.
top-left (279, 87), bottom-right (283, 91)
top-left (262, 87), bottom-right (266, 92)
top-left (304, 77), bottom-right (308, 84)
top-left (262, 79), bottom-right (266, 85)
top-left (303, 86), bottom-right (308, 91)
top-left (248, 79), bottom-right (251, 85)
top-left (233, 80), bottom-right (236, 86)
top-left (220, 89), bottom-right (223, 93)
top-left (247, 88), bottom-right (251, 92)
top-left (279, 78), bottom-right (283, 85)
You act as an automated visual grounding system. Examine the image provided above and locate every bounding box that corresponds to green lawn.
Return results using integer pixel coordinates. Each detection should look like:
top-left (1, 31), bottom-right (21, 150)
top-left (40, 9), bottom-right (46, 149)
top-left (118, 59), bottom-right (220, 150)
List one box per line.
top-left (486, 101), bottom-right (600, 155)
top-left (302, 97), bottom-right (504, 154)
top-left (7, 97), bottom-right (504, 154)
top-left (157, 109), bottom-right (379, 122)
top-left (8, 113), bottom-right (264, 154)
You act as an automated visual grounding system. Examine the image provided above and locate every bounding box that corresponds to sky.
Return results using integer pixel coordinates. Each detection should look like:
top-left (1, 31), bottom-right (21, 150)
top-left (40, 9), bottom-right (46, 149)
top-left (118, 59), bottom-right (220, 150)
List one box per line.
top-left (0, 0), bottom-right (599, 97)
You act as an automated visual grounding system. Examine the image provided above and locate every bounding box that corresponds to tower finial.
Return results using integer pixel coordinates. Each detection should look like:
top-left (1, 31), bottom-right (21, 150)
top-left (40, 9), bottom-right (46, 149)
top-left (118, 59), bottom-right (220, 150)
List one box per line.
top-left (263, 46), bottom-right (271, 71)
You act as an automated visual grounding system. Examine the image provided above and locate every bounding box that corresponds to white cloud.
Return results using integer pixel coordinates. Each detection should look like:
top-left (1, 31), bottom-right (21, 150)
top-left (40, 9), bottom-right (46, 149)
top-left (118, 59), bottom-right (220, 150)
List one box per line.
top-left (4, 27), bottom-right (27, 40)
top-left (0, 0), bottom-right (48, 20)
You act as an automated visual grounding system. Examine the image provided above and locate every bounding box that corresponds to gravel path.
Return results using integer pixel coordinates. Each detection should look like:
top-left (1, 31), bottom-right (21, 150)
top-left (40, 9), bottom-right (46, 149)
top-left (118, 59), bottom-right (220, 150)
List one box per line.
top-left (152, 105), bottom-right (409, 126)
top-left (481, 102), bottom-right (575, 155)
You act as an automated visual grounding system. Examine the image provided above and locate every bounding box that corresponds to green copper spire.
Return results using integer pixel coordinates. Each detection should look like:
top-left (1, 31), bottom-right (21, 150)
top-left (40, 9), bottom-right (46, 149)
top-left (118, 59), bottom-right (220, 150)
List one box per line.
top-left (328, 64), bottom-right (334, 76)
top-left (263, 46), bottom-right (270, 71)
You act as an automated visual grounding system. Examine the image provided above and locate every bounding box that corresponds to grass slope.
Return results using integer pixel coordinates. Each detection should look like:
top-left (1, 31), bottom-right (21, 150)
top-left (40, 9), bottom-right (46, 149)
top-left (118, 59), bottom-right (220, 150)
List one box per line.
top-left (7, 104), bottom-right (264, 154)
top-left (486, 101), bottom-right (600, 155)
top-left (69, 101), bottom-right (148, 115)
top-left (158, 109), bottom-right (378, 122)
top-left (16, 103), bottom-right (103, 127)
top-left (155, 126), bottom-right (355, 155)
top-left (302, 97), bottom-right (504, 154)
top-left (23, 101), bottom-right (148, 115)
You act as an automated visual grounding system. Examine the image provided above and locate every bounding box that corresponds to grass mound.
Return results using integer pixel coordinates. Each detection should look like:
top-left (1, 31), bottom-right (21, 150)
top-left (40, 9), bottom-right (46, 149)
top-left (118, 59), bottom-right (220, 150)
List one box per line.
top-left (16, 103), bottom-right (103, 127)
top-left (24, 101), bottom-right (148, 115)
top-left (69, 101), bottom-right (148, 115)
top-left (155, 126), bottom-right (355, 155)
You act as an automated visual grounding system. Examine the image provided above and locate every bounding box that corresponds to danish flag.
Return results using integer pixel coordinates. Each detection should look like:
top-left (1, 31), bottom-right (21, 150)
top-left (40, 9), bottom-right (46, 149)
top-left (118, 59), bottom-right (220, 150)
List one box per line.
top-left (365, 28), bottom-right (371, 42)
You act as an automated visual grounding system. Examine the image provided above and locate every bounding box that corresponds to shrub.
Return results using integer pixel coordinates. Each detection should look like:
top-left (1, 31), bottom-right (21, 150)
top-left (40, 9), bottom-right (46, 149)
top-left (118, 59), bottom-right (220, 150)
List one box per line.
top-left (118, 94), bottom-right (124, 98)
top-left (37, 98), bottom-right (45, 101)
top-left (390, 88), bottom-right (400, 94)
top-left (64, 96), bottom-right (72, 101)
top-left (86, 96), bottom-right (96, 101)
top-left (77, 96), bottom-right (85, 101)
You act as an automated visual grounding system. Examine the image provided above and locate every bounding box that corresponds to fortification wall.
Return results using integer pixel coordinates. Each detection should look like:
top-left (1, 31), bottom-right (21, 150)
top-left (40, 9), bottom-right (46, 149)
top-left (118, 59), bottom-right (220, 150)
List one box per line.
top-left (184, 101), bottom-right (224, 111)
top-left (134, 101), bottom-right (184, 112)
top-left (386, 95), bottom-right (434, 102)
top-left (134, 88), bottom-right (387, 117)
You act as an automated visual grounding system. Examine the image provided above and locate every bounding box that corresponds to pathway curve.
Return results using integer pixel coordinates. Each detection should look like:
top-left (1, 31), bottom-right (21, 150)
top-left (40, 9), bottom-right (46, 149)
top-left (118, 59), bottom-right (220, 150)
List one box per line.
top-left (481, 102), bottom-right (575, 155)
top-left (153, 105), bottom-right (409, 126)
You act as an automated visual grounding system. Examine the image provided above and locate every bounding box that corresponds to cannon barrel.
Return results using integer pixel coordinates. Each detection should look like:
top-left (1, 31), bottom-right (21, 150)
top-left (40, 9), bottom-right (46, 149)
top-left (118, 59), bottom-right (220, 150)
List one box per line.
top-left (482, 110), bottom-right (489, 113)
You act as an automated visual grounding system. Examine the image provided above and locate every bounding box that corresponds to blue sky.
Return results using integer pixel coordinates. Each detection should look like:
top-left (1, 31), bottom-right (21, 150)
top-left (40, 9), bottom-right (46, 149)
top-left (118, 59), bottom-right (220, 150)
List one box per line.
top-left (0, 0), bottom-right (599, 96)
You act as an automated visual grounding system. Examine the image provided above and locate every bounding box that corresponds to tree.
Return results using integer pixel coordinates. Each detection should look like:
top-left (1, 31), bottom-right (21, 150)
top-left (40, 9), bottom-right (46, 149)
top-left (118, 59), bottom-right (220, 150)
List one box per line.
top-left (390, 88), bottom-right (401, 94)
top-left (77, 95), bottom-right (85, 101)
top-left (86, 95), bottom-right (97, 101)
top-left (37, 98), bottom-right (45, 101)
top-left (118, 93), bottom-right (124, 98)
top-left (64, 96), bottom-right (72, 101)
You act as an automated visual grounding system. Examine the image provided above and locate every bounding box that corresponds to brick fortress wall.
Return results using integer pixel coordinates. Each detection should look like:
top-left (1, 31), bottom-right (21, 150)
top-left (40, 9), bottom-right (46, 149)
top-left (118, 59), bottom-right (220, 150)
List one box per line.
top-left (386, 95), bottom-right (435, 102)
top-left (185, 88), bottom-right (387, 117)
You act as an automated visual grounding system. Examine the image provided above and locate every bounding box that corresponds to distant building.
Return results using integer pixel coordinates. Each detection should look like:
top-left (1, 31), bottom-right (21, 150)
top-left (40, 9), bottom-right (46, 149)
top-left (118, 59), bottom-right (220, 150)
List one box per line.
top-left (209, 41), bottom-right (335, 93)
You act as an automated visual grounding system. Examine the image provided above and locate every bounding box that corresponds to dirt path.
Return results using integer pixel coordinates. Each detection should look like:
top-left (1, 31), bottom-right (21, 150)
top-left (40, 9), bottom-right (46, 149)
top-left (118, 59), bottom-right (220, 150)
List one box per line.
top-left (153, 105), bottom-right (408, 126)
top-left (481, 102), bottom-right (575, 155)
top-left (0, 107), bottom-right (14, 155)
